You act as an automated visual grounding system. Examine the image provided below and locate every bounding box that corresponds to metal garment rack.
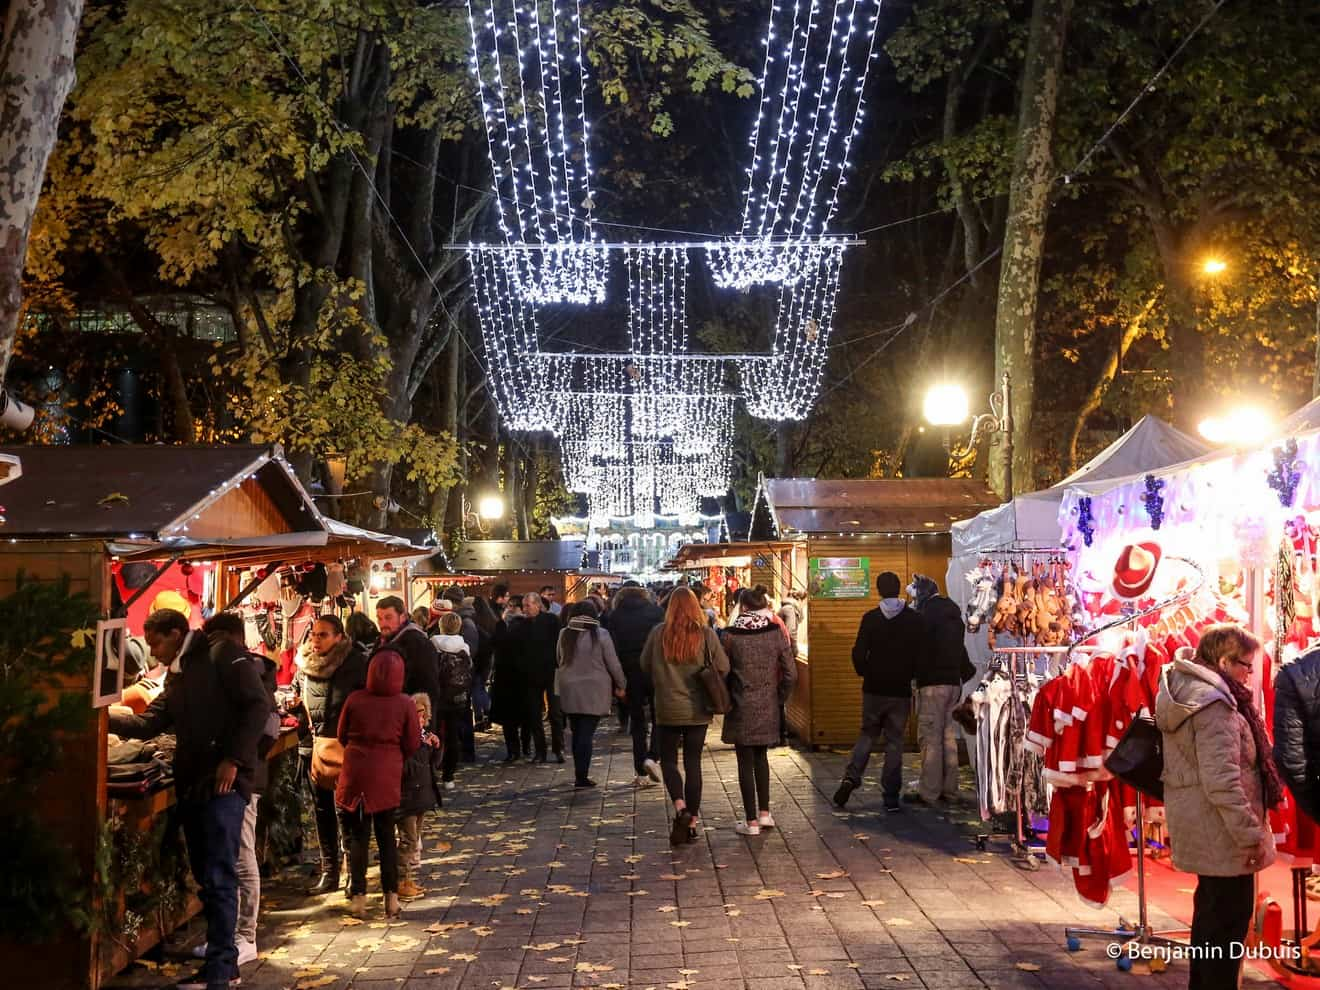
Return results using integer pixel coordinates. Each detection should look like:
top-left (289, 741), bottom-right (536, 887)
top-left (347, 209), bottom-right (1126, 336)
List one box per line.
top-left (1061, 570), bottom-right (1206, 956)
top-left (976, 645), bottom-right (1107, 867)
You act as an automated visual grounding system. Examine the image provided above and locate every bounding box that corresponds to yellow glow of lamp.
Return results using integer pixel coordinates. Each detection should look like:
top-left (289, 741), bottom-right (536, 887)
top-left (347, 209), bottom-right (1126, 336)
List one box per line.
top-left (923, 384), bottom-right (970, 427)
top-left (477, 494), bottom-right (506, 520)
top-left (1202, 257), bottom-right (1227, 275)
top-left (1198, 406), bottom-right (1272, 447)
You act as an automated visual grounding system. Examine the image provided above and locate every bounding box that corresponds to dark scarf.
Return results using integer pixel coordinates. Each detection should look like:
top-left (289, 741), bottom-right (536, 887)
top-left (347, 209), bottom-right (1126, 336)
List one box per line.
top-left (1224, 675), bottom-right (1286, 810)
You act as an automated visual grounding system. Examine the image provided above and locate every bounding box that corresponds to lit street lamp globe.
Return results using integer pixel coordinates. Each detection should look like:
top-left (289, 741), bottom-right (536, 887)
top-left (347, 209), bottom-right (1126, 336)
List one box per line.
top-left (478, 494), bottom-right (506, 520)
top-left (923, 384), bottom-right (970, 427)
top-left (1198, 406), bottom-right (1272, 447)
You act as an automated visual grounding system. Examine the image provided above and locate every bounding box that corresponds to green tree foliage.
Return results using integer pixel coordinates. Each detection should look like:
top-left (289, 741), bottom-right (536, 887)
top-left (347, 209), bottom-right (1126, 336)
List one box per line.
top-left (30, 0), bottom-right (747, 529)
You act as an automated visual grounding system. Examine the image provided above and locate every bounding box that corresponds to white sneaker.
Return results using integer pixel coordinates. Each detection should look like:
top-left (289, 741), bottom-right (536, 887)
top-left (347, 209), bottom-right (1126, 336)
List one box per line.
top-left (734, 821), bottom-right (762, 836)
top-left (192, 941), bottom-right (258, 966)
top-left (643, 758), bottom-right (662, 783)
top-left (634, 775), bottom-right (657, 788)
top-left (757, 812), bottom-right (776, 829)
top-left (443, 781), bottom-right (456, 791)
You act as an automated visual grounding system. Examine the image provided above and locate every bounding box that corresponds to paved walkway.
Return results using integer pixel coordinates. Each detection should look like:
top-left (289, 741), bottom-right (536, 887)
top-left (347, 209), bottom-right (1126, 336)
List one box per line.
top-left (110, 726), bottom-right (1279, 989)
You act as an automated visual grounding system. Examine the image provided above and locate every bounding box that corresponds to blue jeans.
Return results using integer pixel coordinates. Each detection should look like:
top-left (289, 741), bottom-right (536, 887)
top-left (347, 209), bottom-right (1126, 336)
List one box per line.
top-left (178, 790), bottom-right (248, 984)
top-left (844, 694), bottom-right (910, 802)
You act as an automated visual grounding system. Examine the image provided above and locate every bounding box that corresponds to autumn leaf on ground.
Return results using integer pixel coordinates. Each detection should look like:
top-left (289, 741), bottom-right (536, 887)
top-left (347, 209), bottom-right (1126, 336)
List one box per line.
top-left (450, 952), bottom-right (478, 962)
top-left (339, 916), bottom-right (364, 926)
top-left (423, 968), bottom-right (450, 976)
top-left (884, 976), bottom-right (912, 983)
top-left (526, 979), bottom-right (548, 985)
top-left (1015, 962), bottom-right (1041, 972)
top-left (425, 921), bottom-right (470, 934)
top-left (294, 978), bottom-right (336, 990)
top-left (678, 969), bottom-right (699, 976)
top-left (657, 904), bottom-right (678, 913)
top-left (659, 873), bottom-right (686, 881)
top-left (861, 900), bottom-right (886, 907)
top-left (670, 920), bottom-right (691, 928)
top-left (293, 968), bottom-right (324, 979)
top-left (627, 890), bottom-right (649, 897)
top-left (755, 889), bottom-right (786, 899)
top-left (515, 908), bottom-right (534, 915)
top-left (521, 888), bottom-right (542, 896)
top-left (885, 918), bottom-right (913, 927)
top-left (726, 908), bottom-right (742, 917)
top-left (787, 964), bottom-right (804, 971)
top-left (826, 892), bottom-right (846, 899)
top-left (471, 894), bottom-right (510, 907)
top-left (575, 962), bottom-right (616, 973)
top-left (471, 926), bottom-right (495, 937)
top-left (815, 870), bottom-right (848, 880)
top-left (808, 968), bottom-right (830, 976)
top-left (524, 943), bottom-right (561, 951)
top-left (547, 956), bottom-right (571, 963)
top-left (624, 854), bottom-right (644, 863)
top-left (435, 841), bottom-right (452, 852)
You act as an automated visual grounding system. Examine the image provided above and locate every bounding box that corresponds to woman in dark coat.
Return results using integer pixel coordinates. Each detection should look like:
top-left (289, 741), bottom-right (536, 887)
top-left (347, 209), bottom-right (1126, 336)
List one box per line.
top-left (489, 596), bottom-right (530, 761)
top-left (294, 615), bottom-right (368, 895)
top-left (720, 587), bottom-right (796, 836)
top-left (336, 649), bottom-right (419, 918)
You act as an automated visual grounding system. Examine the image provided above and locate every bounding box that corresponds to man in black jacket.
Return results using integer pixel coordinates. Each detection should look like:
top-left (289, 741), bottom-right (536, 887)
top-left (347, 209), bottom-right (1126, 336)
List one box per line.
top-left (1274, 649), bottom-right (1320, 834)
top-left (608, 582), bottom-right (665, 786)
top-left (522, 592), bottom-right (564, 762)
top-left (110, 609), bottom-right (270, 990)
top-left (833, 572), bottom-right (930, 813)
top-left (909, 575), bottom-right (968, 805)
top-left (376, 596), bottom-right (441, 732)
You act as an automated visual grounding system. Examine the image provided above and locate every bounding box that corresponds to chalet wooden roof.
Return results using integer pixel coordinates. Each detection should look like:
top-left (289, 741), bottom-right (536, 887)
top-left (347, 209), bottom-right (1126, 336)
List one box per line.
top-left (755, 477), bottom-right (1001, 537)
top-left (0, 444), bottom-right (325, 540)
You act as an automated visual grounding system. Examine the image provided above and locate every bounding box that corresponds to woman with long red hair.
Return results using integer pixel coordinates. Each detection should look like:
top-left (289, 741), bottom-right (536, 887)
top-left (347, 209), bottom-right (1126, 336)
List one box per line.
top-left (640, 587), bottom-right (731, 845)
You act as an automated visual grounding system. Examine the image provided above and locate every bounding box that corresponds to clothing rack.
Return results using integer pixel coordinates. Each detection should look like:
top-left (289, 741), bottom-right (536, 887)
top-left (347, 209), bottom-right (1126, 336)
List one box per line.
top-left (974, 647), bottom-right (1055, 869)
top-left (1061, 568), bottom-right (1205, 960)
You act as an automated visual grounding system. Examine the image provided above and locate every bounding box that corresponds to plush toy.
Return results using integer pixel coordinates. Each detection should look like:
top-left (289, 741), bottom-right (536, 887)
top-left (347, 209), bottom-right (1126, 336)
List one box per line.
top-left (965, 565), bottom-right (997, 632)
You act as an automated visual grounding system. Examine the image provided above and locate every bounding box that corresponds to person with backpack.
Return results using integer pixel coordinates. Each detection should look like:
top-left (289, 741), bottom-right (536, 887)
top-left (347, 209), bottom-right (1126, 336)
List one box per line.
top-left (555, 601), bottom-right (627, 788)
top-left (396, 693), bottom-right (443, 900)
top-left (720, 588), bottom-right (796, 835)
top-left (640, 587), bottom-right (730, 846)
top-left (430, 611), bottom-right (473, 791)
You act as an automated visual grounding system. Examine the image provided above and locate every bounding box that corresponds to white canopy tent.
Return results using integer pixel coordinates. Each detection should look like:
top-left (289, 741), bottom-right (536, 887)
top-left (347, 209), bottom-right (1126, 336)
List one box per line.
top-left (942, 416), bottom-right (1211, 775)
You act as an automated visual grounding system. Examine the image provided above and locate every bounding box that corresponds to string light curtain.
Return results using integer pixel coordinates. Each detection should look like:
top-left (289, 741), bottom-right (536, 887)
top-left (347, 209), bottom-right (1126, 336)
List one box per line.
top-left (464, 0), bottom-right (608, 303)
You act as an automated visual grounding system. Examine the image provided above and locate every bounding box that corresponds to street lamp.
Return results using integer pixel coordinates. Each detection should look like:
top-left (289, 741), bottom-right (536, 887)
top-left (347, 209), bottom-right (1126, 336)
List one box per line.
top-left (478, 494), bottom-right (506, 520)
top-left (1201, 257), bottom-right (1227, 276)
top-left (923, 372), bottom-right (1013, 496)
top-left (461, 492), bottom-right (506, 538)
top-left (1198, 406), bottom-right (1272, 447)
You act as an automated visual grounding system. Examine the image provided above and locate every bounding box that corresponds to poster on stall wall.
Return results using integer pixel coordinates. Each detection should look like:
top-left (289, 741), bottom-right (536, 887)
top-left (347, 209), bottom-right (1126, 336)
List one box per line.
top-left (809, 557), bottom-right (871, 599)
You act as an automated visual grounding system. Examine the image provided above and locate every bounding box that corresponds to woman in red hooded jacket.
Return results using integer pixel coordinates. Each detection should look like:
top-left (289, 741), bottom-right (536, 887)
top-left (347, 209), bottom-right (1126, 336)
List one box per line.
top-left (336, 648), bottom-right (420, 918)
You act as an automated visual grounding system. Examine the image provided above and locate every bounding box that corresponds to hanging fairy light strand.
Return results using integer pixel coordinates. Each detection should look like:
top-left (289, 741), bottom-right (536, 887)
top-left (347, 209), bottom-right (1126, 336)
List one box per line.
top-left (464, 0), bottom-right (608, 303)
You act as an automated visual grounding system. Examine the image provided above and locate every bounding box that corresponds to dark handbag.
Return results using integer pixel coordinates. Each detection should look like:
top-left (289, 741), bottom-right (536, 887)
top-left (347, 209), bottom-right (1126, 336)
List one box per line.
top-left (1103, 715), bottom-right (1164, 800)
top-left (698, 655), bottom-right (733, 715)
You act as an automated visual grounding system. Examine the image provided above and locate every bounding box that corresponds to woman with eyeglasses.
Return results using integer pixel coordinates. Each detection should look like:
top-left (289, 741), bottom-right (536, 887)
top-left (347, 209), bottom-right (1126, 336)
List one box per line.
top-left (1156, 623), bottom-right (1283, 989)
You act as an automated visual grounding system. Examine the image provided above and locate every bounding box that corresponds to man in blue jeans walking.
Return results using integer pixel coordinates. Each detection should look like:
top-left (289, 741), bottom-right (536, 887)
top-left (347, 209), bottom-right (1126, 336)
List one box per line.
top-left (832, 572), bottom-right (929, 813)
top-left (111, 609), bottom-right (270, 990)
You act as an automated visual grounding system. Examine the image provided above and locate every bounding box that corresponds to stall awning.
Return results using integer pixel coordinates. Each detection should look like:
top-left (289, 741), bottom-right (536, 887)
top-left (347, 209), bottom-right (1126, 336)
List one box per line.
top-left (666, 540), bottom-right (796, 570)
top-left (417, 539), bottom-right (587, 576)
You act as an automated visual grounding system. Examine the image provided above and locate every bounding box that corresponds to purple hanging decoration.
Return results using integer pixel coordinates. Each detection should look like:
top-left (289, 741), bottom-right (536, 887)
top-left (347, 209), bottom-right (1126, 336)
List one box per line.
top-left (1077, 496), bottom-right (1096, 547)
top-left (1142, 474), bottom-right (1165, 530)
top-left (1266, 438), bottom-right (1302, 508)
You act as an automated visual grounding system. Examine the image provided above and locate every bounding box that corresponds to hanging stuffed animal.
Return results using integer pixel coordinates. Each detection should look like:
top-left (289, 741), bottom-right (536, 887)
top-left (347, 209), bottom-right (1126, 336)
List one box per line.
top-left (965, 564), bottom-right (997, 632)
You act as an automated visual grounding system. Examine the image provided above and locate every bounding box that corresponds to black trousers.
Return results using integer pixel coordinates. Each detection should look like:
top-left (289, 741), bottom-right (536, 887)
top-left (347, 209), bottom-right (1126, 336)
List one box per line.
top-left (339, 806), bottom-right (398, 896)
top-left (1189, 873), bottom-right (1254, 990)
top-left (439, 713), bottom-right (462, 781)
top-left (311, 782), bottom-right (340, 872)
top-left (625, 667), bottom-right (658, 776)
top-left (567, 714), bottom-right (600, 783)
top-left (502, 720), bottom-right (532, 759)
top-left (657, 724), bottom-right (708, 815)
top-left (735, 744), bottom-right (771, 821)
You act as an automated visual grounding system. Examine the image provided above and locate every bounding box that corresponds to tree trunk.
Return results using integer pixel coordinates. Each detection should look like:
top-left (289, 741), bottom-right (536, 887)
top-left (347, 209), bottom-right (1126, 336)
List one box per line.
top-left (1067, 295), bottom-right (1158, 471)
top-left (990, 0), bottom-right (1072, 497)
top-left (0, 0), bottom-right (85, 387)
top-left (502, 440), bottom-right (520, 541)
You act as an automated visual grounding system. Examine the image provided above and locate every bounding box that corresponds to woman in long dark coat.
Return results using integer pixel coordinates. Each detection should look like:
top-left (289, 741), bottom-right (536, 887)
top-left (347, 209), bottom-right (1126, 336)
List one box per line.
top-left (720, 587), bottom-right (796, 836)
top-left (489, 596), bottom-right (530, 761)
